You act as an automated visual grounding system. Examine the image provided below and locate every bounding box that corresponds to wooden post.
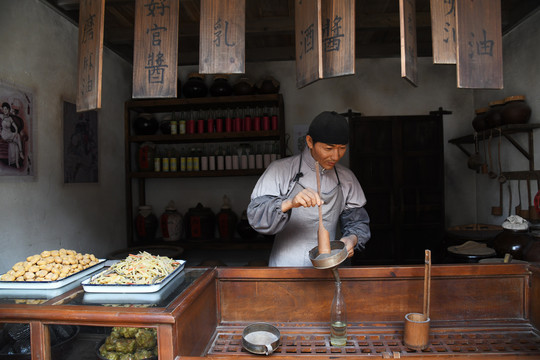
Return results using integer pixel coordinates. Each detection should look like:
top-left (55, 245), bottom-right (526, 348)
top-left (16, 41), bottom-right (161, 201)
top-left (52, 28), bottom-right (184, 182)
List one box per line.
top-left (132, 0), bottom-right (179, 98)
top-left (321, 0), bottom-right (355, 78)
top-left (399, 0), bottom-right (418, 86)
top-left (76, 0), bottom-right (105, 112)
top-left (199, 0), bottom-right (246, 74)
top-left (295, 0), bottom-right (322, 88)
top-left (456, 0), bottom-right (503, 89)
top-left (430, 0), bottom-right (457, 64)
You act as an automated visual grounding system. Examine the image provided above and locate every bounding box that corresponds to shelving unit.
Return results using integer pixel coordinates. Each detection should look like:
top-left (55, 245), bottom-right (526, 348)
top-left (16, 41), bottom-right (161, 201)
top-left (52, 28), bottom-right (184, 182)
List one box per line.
top-left (124, 94), bottom-right (285, 247)
top-left (448, 123), bottom-right (540, 180)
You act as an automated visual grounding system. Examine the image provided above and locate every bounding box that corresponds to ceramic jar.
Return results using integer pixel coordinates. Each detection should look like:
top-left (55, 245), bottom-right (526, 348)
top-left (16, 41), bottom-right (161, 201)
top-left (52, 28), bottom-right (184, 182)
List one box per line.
top-left (484, 99), bottom-right (504, 129)
top-left (501, 95), bottom-right (531, 125)
top-left (184, 203), bottom-right (216, 239)
top-left (256, 76), bottom-right (280, 94)
top-left (236, 210), bottom-right (258, 240)
top-left (133, 113), bottom-right (158, 135)
top-left (524, 230), bottom-right (540, 263)
top-left (472, 107), bottom-right (488, 132)
top-left (233, 77), bottom-right (255, 96)
top-left (135, 205), bottom-right (159, 243)
top-left (182, 73), bottom-right (208, 98)
top-left (209, 75), bottom-right (233, 97)
top-left (493, 229), bottom-right (532, 260)
top-left (217, 195), bottom-right (238, 240)
top-left (138, 142), bottom-right (155, 172)
top-left (160, 201), bottom-right (183, 241)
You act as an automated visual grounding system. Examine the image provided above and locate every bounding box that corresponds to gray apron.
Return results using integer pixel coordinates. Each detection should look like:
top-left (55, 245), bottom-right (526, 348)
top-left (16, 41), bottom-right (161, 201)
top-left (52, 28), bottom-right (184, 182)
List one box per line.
top-left (269, 163), bottom-right (344, 267)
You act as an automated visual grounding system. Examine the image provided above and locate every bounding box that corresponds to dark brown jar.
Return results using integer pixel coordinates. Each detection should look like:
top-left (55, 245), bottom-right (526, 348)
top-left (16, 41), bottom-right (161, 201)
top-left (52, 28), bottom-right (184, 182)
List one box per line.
top-left (472, 107), bottom-right (488, 132)
top-left (501, 95), bottom-right (531, 125)
top-left (524, 230), bottom-right (540, 263)
top-left (209, 75), bottom-right (233, 97)
top-left (233, 77), bottom-right (255, 96)
top-left (184, 203), bottom-right (216, 240)
top-left (484, 99), bottom-right (504, 129)
top-left (493, 228), bottom-right (532, 260)
top-left (182, 73), bottom-right (208, 98)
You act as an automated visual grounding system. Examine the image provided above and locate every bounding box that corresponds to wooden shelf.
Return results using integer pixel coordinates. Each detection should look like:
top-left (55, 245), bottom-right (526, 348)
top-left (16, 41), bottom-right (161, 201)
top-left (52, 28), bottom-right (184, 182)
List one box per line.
top-left (130, 169), bottom-right (265, 178)
top-left (128, 130), bottom-right (280, 144)
top-left (448, 123), bottom-right (540, 145)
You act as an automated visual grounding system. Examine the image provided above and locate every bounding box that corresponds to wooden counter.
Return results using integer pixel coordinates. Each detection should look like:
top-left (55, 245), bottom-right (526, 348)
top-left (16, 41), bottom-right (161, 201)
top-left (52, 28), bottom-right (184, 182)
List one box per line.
top-left (0, 264), bottom-right (539, 359)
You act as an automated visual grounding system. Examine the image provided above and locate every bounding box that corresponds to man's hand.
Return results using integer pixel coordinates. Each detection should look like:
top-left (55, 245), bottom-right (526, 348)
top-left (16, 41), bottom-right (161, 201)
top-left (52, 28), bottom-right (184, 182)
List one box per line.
top-left (340, 235), bottom-right (358, 258)
top-left (281, 188), bottom-right (322, 212)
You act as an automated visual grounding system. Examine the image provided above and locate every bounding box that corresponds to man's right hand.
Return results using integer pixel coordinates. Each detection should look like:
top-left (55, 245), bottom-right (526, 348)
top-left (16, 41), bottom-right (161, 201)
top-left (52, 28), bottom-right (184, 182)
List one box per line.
top-left (281, 188), bottom-right (323, 212)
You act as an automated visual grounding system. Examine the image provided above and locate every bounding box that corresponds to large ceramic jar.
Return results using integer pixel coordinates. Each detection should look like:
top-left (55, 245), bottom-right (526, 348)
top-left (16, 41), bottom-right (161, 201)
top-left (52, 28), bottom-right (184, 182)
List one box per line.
top-left (493, 216), bottom-right (532, 259)
top-left (217, 195), bottom-right (238, 240)
top-left (160, 201), bottom-right (183, 241)
top-left (501, 95), bottom-right (531, 125)
top-left (233, 77), bottom-right (255, 96)
top-left (184, 203), bottom-right (216, 239)
top-left (484, 99), bottom-right (504, 129)
top-left (137, 142), bottom-right (155, 172)
top-left (524, 230), bottom-right (540, 263)
top-left (236, 210), bottom-right (258, 240)
top-left (133, 113), bottom-right (158, 135)
top-left (472, 107), bottom-right (488, 132)
top-left (135, 205), bottom-right (159, 243)
top-left (182, 73), bottom-right (208, 98)
top-left (256, 76), bottom-right (280, 94)
top-left (209, 75), bottom-right (233, 97)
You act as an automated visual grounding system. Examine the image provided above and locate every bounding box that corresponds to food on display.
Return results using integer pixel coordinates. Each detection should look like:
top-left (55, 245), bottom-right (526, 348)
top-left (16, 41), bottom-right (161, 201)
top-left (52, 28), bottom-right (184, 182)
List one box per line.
top-left (98, 327), bottom-right (157, 360)
top-left (0, 249), bottom-right (99, 282)
top-left (90, 251), bottom-right (179, 285)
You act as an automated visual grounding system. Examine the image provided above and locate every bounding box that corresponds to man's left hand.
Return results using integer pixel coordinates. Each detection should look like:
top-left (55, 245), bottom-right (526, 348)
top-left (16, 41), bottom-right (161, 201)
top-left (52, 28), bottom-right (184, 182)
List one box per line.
top-left (340, 235), bottom-right (358, 258)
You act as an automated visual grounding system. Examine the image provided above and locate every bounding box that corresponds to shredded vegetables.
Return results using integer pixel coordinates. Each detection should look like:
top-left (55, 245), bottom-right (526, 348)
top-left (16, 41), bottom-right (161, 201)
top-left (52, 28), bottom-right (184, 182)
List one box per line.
top-left (90, 251), bottom-right (179, 285)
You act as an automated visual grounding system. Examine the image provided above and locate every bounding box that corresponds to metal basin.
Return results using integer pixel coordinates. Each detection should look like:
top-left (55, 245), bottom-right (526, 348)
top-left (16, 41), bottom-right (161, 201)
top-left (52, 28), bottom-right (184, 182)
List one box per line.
top-left (242, 323), bottom-right (281, 355)
top-left (309, 241), bottom-right (347, 269)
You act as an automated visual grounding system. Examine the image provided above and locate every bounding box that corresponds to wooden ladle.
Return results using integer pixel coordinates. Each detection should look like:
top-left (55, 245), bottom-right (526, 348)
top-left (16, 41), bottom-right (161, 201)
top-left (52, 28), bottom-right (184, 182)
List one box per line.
top-left (315, 162), bottom-right (331, 255)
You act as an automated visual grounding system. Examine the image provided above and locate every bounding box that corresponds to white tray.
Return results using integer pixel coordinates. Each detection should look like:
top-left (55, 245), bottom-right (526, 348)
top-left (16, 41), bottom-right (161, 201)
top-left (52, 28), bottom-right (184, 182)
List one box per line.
top-left (82, 271), bottom-right (185, 304)
top-left (81, 260), bottom-right (185, 293)
top-left (0, 259), bottom-right (106, 290)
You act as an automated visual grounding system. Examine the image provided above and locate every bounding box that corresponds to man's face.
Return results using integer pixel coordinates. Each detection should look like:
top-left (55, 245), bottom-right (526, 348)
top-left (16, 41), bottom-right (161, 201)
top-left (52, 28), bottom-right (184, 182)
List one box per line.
top-left (306, 135), bottom-right (347, 170)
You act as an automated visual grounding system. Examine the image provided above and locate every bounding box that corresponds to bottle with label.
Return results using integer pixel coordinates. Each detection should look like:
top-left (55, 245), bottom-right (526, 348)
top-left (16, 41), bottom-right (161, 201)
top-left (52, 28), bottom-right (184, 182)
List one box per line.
top-left (170, 148), bottom-right (178, 172)
top-left (216, 145), bottom-right (225, 171)
top-left (208, 145), bottom-right (216, 171)
top-left (180, 147), bottom-right (186, 172)
top-left (187, 148), bottom-right (194, 171)
top-left (179, 111), bottom-right (186, 135)
top-left (192, 148), bottom-right (200, 171)
top-left (330, 281), bottom-right (347, 346)
top-left (154, 149), bottom-right (161, 172)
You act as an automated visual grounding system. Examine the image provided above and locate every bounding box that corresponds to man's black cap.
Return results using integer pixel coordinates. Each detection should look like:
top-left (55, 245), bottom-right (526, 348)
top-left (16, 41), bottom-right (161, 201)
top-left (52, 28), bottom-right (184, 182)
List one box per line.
top-left (308, 111), bottom-right (349, 145)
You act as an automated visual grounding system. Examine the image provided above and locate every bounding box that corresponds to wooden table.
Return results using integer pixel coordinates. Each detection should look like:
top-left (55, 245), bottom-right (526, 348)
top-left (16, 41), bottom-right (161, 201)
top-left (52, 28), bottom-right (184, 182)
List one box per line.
top-left (0, 264), bottom-right (539, 359)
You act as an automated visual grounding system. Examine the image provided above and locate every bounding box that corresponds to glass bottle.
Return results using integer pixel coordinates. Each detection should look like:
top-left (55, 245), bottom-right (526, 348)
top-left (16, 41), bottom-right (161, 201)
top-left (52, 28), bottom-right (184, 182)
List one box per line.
top-left (179, 147), bottom-right (186, 172)
top-left (330, 281), bottom-right (347, 346)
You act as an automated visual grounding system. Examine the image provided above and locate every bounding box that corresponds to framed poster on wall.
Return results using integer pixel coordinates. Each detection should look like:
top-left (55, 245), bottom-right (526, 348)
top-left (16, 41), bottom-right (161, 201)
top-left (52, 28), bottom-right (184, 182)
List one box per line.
top-left (0, 82), bottom-right (33, 177)
top-left (63, 101), bottom-right (98, 183)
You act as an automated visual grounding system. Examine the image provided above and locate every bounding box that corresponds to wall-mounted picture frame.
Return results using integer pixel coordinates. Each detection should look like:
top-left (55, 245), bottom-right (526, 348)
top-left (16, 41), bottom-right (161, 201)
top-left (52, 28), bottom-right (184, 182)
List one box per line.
top-left (0, 82), bottom-right (34, 176)
top-left (63, 101), bottom-right (98, 183)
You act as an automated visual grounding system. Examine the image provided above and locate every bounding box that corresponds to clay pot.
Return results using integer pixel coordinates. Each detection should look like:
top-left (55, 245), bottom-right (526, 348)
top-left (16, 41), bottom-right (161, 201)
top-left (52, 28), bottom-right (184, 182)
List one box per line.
top-left (217, 196), bottom-right (238, 240)
top-left (501, 95), bottom-right (531, 125)
top-left (182, 73), bottom-right (208, 98)
top-left (233, 77), bottom-right (255, 96)
top-left (209, 75), bottom-right (233, 97)
top-left (493, 229), bottom-right (532, 260)
top-left (133, 113), bottom-right (158, 135)
top-left (137, 142), bottom-right (155, 172)
top-left (160, 201), bottom-right (183, 241)
top-left (484, 99), bottom-right (504, 129)
top-left (135, 205), bottom-right (159, 243)
top-left (472, 107), bottom-right (488, 132)
top-left (236, 210), bottom-right (258, 240)
top-left (184, 203), bottom-right (216, 239)
top-left (256, 76), bottom-right (280, 94)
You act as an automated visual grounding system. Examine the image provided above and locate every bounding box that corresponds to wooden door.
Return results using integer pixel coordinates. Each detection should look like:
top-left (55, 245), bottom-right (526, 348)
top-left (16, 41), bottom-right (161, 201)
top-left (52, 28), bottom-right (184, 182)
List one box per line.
top-left (347, 113), bottom-right (445, 264)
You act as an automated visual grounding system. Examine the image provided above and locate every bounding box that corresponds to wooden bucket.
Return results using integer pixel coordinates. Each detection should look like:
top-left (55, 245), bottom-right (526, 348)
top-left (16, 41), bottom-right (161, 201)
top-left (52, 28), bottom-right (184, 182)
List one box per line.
top-left (404, 312), bottom-right (430, 350)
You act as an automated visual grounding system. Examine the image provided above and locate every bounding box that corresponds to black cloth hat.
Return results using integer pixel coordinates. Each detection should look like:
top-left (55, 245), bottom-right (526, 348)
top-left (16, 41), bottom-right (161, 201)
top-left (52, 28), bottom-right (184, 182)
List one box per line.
top-left (308, 111), bottom-right (349, 145)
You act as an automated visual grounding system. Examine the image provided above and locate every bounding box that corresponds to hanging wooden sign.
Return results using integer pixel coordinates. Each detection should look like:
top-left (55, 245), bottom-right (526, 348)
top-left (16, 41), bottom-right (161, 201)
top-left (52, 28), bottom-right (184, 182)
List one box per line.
top-left (199, 0), bottom-right (245, 74)
top-left (76, 0), bottom-right (105, 112)
top-left (456, 0), bottom-right (503, 89)
top-left (321, 0), bottom-right (355, 78)
top-left (430, 0), bottom-right (456, 64)
top-left (132, 0), bottom-right (179, 98)
top-left (399, 0), bottom-right (418, 86)
top-left (295, 0), bottom-right (322, 88)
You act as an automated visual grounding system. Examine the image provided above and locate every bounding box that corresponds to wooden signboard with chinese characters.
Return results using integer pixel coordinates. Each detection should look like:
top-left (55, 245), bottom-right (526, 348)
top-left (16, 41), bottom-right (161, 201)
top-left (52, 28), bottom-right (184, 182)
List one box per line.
top-left (132, 0), bottom-right (179, 98)
top-left (76, 0), bottom-right (104, 112)
top-left (321, 0), bottom-right (355, 78)
top-left (199, 0), bottom-right (245, 74)
top-left (430, 0), bottom-right (456, 64)
top-left (456, 0), bottom-right (503, 89)
top-left (399, 0), bottom-right (418, 86)
top-left (295, 0), bottom-right (322, 88)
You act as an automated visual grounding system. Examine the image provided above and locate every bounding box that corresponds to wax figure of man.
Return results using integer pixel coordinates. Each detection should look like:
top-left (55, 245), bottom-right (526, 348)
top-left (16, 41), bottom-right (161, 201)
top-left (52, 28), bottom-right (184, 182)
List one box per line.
top-left (247, 111), bottom-right (371, 267)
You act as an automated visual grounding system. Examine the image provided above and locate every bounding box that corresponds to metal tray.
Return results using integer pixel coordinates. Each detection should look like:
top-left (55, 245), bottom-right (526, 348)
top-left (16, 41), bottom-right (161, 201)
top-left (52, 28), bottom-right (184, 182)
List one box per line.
top-left (81, 260), bottom-right (185, 293)
top-left (0, 259), bottom-right (106, 290)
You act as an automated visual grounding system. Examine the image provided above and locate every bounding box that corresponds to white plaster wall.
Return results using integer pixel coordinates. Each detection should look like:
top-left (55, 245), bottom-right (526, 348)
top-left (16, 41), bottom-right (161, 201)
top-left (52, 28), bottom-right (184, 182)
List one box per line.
top-left (473, 9), bottom-right (540, 226)
top-left (0, 0), bottom-right (132, 271)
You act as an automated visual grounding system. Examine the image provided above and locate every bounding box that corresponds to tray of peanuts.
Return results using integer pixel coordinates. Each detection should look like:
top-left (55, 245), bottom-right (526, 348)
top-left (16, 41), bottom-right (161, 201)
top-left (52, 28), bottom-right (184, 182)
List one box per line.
top-left (0, 249), bottom-right (105, 289)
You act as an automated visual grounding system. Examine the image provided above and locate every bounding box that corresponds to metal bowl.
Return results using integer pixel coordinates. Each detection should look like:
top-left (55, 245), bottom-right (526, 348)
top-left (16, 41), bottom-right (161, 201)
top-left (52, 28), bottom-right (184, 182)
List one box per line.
top-left (242, 323), bottom-right (280, 355)
top-left (309, 241), bottom-right (347, 269)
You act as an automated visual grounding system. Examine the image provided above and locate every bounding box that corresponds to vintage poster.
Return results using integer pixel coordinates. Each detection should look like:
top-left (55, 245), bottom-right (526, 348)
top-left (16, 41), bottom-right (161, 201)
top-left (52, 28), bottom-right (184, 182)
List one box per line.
top-left (63, 101), bottom-right (98, 183)
top-left (0, 82), bottom-right (33, 177)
